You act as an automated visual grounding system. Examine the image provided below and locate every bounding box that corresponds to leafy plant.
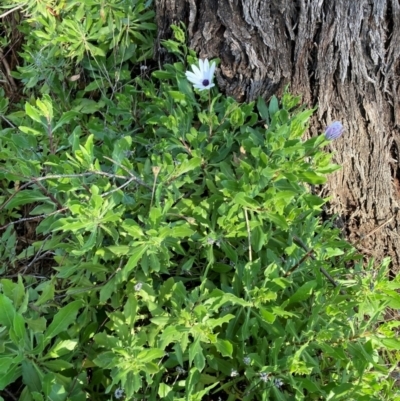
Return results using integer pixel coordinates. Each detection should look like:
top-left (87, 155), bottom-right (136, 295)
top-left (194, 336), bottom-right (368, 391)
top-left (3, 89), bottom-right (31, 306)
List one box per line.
top-left (1, 8), bottom-right (400, 401)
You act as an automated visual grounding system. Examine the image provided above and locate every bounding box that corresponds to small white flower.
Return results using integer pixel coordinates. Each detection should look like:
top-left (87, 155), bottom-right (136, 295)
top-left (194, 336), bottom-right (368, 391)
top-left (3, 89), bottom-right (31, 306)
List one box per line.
top-left (243, 356), bottom-right (251, 365)
top-left (274, 378), bottom-right (284, 389)
top-left (259, 372), bottom-right (269, 382)
top-left (185, 58), bottom-right (216, 91)
top-left (114, 387), bottom-right (124, 399)
top-left (207, 237), bottom-right (215, 245)
top-left (134, 282), bottom-right (142, 291)
top-left (230, 369), bottom-right (239, 377)
top-left (176, 366), bottom-right (186, 374)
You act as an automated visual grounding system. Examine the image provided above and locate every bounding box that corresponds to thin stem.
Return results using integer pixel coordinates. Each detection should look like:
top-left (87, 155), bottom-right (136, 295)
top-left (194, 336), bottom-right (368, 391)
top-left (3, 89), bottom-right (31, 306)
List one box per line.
top-left (150, 166), bottom-right (161, 208)
top-left (244, 208), bottom-right (252, 262)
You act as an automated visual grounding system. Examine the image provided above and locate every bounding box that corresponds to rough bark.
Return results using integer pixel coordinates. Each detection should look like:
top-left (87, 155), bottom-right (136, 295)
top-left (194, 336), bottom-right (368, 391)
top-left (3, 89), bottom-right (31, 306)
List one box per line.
top-left (155, 0), bottom-right (400, 271)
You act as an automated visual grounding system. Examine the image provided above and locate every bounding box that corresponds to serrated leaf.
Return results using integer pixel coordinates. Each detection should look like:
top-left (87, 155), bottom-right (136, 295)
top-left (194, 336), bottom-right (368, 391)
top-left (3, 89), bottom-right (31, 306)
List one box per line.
top-left (189, 335), bottom-right (205, 371)
top-left (25, 103), bottom-right (43, 124)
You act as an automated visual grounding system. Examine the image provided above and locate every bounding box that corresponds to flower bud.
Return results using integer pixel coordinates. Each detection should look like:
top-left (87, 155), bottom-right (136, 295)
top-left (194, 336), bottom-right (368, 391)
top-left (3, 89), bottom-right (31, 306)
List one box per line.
top-left (325, 121), bottom-right (344, 140)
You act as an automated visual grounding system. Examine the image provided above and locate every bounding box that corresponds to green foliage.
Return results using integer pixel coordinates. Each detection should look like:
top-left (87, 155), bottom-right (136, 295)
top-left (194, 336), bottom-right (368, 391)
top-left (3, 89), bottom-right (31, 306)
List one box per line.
top-left (5, 0), bottom-right (155, 93)
top-left (1, 5), bottom-right (400, 401)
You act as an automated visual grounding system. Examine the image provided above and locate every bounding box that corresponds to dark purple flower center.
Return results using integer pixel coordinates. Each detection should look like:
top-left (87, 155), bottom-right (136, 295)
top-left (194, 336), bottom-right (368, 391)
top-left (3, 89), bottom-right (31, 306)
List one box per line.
top-left (202, 79), bottom-right (210, 86)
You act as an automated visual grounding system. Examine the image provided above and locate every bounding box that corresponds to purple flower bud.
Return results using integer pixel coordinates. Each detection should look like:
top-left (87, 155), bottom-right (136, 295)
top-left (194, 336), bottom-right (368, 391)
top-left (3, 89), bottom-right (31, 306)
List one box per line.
top-left (325, 121), bottom-right (344, 140)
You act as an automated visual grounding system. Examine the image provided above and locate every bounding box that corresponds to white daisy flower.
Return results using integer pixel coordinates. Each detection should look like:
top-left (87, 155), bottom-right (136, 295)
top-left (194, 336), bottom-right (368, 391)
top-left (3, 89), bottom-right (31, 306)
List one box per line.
top-left (185, 58), bottom-right (216, 91)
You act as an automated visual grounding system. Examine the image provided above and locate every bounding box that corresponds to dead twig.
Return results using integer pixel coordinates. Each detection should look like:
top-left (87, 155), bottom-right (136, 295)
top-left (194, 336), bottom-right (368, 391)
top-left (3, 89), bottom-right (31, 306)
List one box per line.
top-left (292, 235), bottom-right (347, 296)
top-left (0, 4), bottom-right (25, 19)
top-left (0, 208), bottom-right (68, 231)
top-left (0, 48), bottom-right (18, 92)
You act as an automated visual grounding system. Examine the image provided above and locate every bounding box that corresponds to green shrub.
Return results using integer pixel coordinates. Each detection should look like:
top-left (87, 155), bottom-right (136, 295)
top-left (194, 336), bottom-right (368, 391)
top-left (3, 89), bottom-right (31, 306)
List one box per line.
top-left (1, 7), bottom-right (400, 401)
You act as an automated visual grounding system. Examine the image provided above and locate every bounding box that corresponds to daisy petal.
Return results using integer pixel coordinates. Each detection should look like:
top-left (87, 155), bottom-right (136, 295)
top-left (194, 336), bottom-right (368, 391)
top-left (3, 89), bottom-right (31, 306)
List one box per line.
top-left (198, 59), bottom-right (204, 74)
top-left (185, 71), bottom-right (202, 84)
top-left (191, 64), bottom-right (201, 77)
top-left (203, 58), bottom-right (209, 74)
top-left (208, 62), bottom-right (216, 81)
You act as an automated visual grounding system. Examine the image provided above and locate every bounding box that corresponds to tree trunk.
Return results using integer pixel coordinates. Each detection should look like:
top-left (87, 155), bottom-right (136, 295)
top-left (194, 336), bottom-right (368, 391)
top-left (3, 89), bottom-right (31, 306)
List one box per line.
top-left (155, 0), bottom-right (400, 272)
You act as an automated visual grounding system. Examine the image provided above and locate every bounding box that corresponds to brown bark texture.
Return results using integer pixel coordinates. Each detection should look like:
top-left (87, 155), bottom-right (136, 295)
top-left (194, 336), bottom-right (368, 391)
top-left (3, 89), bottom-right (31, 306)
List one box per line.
top-left (155, 0), bottom-right (400, 272)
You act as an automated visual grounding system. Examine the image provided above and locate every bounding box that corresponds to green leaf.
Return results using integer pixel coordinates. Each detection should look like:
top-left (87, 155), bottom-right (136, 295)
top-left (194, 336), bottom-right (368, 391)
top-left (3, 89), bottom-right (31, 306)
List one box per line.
top-left (215, 339), bottom-right (233, 357)
top-left (297, 171), bottom-right (327, 184)
top-left (257, 96), bottom-right (270, 123)
top-left (100, 276), bottom-right (116, 303)
top-left (44, 300), bottom-right (83, 343)
top-left (173, 157), bottom-right (201, 177)
top-left (171, 224), bottom-right (196, 238)
top-left (4, 191), bottom-right (49, 210)
top-left (41, 360), bottom-right (73, 371)
top-left (35, 280), bottom-right (55, 306)
top-left (152, 70), bottom-right (175, 79)
top-left (0, 358), bottom-right (13, 374)
top-left (137, 348), bottom-right (165, 363)
top-left (287, 281), bottom-right (317, 305)
top-left (316, 164), bottom-right (342, 174)
top-left (158, 383), bottom-right (173, 399)
top-left (122, 244), bottom-right (148, 279)
top-left (122, 220), bottom-right (145, 238)
top-left (234, 193), bottom-right (260, 209)
top-left (0, 294), bottom-right (16, 328)
top-left (266, 212), bottom-right (289, 230)
top-left (259, 307), bottom-right (276, 324)
top-left (12, 313), bottom-right (27, 343)
top-left (107, 245), bottom-right (131, 255)
top-left (124, 294), bottom-right (138, 326)
top-left (189, 335), bottom-right (205, 371)
top-left (0, 364), bottom-right (21, 391)
top-left (268, 95), bottom-right (279, 117)
top-left (380, 338), bottom-right (400, 350)
top-left (53, 111), bottom-right (79, 132)
top-left (22, 360), bottom-right (42, 393)
top-left (47, 339), bottom-right (79, 358)
top-left (26, 317), bottom-right (46, 334)
top-left (25, 103), bottom-right (43, 124)
top-left (186, 368), bottom-right (200, 397)
top-left (330, 383), bottom-right (353, 397)
top-left (18, 126), bottom-right (43, 136)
